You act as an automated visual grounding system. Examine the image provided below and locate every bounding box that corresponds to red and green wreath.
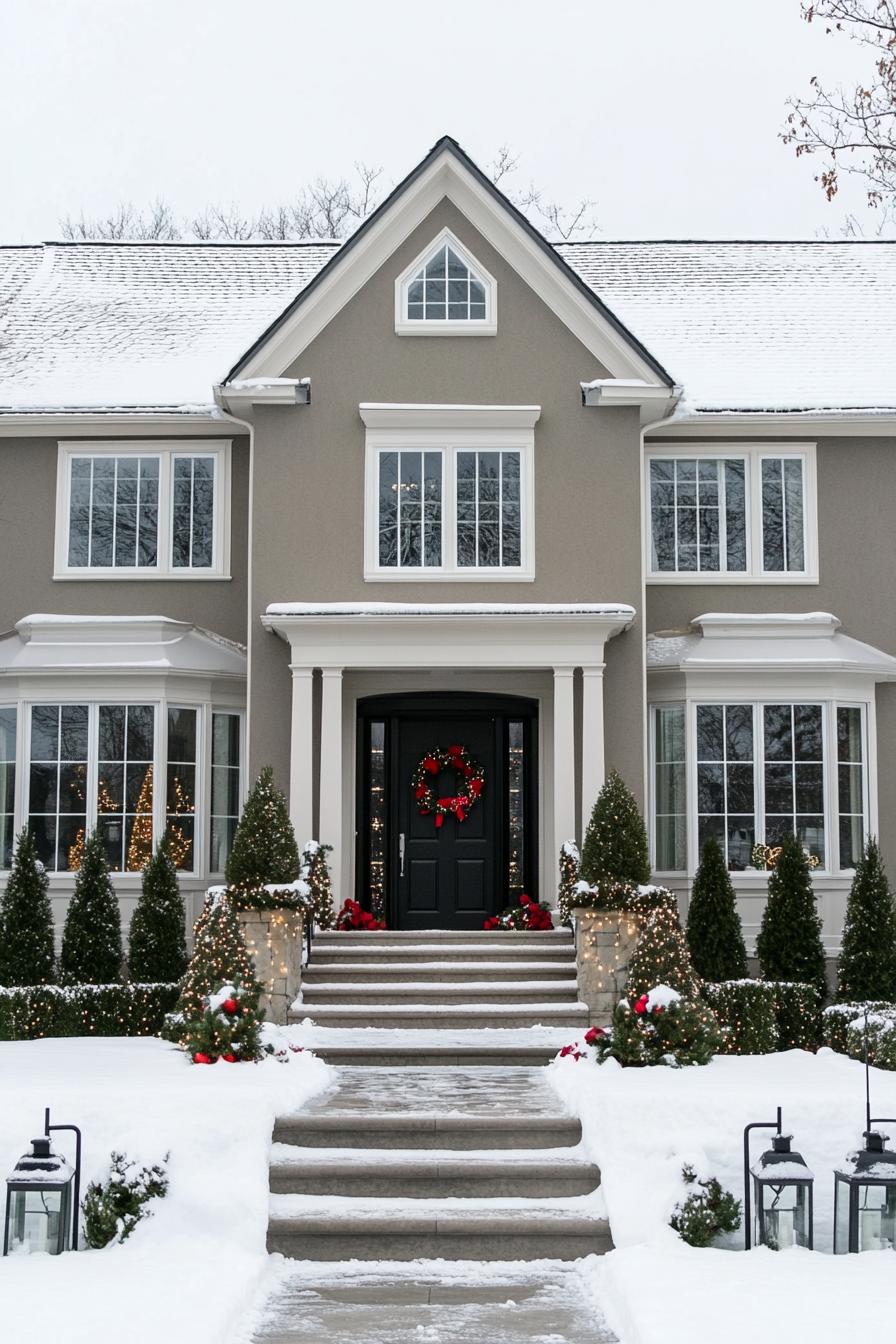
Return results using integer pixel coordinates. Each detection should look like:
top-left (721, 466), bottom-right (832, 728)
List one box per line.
top-left (412, 743), bottom-right (485, 828)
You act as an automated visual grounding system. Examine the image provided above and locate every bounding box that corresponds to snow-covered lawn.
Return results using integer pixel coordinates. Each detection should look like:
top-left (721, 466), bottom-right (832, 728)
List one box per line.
top-left (550, 1046), bottom-right (896, 1344)
top-left (0, 1033), bottom-right (334, 1344)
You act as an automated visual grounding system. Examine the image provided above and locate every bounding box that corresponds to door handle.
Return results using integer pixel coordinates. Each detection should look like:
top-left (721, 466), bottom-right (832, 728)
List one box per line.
top-left (399, 832), bottom-right (406, 878)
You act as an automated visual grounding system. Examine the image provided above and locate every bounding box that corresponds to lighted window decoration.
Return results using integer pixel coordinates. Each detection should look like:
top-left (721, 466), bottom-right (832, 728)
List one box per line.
top-left (96, 705), bottom-right (155, 872)
top-left (166, 708), bottom-right (197, 871)
top-left (0, 708), bottom-right (15, 869)
top-left (210, 712), bottom-right (241, 873)
top-left (368, 722), bottom-right (386, 922)
top-left (28, 705), bottom-right (89, 872)
top-left (507, 721), bottom-right (525, 899)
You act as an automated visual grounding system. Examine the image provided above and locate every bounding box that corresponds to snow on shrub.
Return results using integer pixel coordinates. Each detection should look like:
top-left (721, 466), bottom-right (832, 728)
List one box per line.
top-left (766, 980), bottom-right (821, 1050)
top-left (669, 1163), bottom-right (741, 1247)
top-left (0, 982), bottom-right (179, 1040)
top-left (569, 879), bottom-right (676, 921)
top-left (555, 983), bottom-right (721, 1069)
top-left (845, 1009), bottom-right (896, 1070)
top-left (82, 1151), bottom-right (169, 1248)
top-left (181, 978), bottom-right (264, 1065)
top-left (822, 1001), bottom-right (896, 1054)
top-left (702, 980), bottom-right (778, 1055)
top-left (484, 894), bottom-right (553, 931)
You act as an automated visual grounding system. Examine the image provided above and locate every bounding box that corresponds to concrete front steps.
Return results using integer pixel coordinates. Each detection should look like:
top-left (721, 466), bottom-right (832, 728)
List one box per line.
top-left (293, 927), bottom-right (586, 1046)
top-left (268, 1100), bottom-right (608, 1262)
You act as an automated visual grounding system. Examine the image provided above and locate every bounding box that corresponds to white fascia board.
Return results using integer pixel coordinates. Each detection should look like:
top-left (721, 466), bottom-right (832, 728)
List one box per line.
top-left (652, 412), bottom-right (896, 438)
top-left (232, 149), bottom-right (664, 385)
top-left (359, 403), bottom-right (541, 430)
top-left (581, 379), bottom-right (681, 425)
top-left (217, 378), bottom-right (310, 409)
top-left (0, 413), bottom-right (226, 436)
top-left (2, 614), bottom-right (246, 679)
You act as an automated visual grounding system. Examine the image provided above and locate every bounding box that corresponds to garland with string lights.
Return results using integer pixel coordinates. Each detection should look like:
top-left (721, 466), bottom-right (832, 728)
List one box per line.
top-left (412, 744), bottom-right (484, 829)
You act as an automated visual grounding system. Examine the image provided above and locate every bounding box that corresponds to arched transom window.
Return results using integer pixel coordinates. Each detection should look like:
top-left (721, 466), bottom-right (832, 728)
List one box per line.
top-left (396, 232), bottom-right (496, 334)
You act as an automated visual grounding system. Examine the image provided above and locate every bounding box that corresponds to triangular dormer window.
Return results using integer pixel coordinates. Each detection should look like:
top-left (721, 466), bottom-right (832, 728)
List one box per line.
top-left (395, 230), bottom-right (496, 334)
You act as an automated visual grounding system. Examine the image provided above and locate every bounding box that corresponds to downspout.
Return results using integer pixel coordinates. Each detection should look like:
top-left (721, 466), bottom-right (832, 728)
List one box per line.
top-left (638, 391), bottom-right (686, 861)
top-left (212, 389), bottom-right (256, 792)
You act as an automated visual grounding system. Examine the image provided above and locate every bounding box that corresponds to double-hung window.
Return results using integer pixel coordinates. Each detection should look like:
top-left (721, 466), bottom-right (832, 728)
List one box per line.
top-left (646, 445), bottom-right (816, 581)
top-left (362, 406), bottom-right (536, 580)
top-left (650, 699), bottom-right (868, 875)
top-left (56, 441), bottom-right (230, 578)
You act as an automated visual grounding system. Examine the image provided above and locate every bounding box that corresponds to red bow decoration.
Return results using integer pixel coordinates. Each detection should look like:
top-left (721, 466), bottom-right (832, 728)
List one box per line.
top-left (434, 795), bottom-right (468, 827)
top-left (423, 756), bottom-right (439, 775)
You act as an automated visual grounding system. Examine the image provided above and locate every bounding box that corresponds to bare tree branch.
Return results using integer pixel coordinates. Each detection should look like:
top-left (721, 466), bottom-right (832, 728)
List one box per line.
top-left (782, 1), bottom-right (896, 213)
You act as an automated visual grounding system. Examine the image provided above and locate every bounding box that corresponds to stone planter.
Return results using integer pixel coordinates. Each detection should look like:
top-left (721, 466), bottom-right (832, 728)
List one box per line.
top-left (572, 907), bottom-right (640, 1025)
top-left (237, 907), bottom-right (304, 1025)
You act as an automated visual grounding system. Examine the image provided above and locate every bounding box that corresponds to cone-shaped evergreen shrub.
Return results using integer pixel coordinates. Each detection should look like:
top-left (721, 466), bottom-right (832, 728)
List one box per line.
top-left (225, 766), bottom-right (300, 894)
top-left (837, 838), bottom-right (896, 1002)
top-left (59, 830), bottom-right (122, 984)
top-left (557, 841), bottom-right (580, 924)
top-left (300, 841), bottom-right (335, 929)
top-left (580, 770), bottom-right (650, 886)
top-left (756, 832), bottom-right (827, 999)
top-left (0, 830), bottom-right (55, 986)
top-left (173, 894), bottom-right (260, 1024)
top-left (627, 904), bottom-right (701, 1001)
top-left (686, 837), bottom-right (748, 981)
top-left (127, 838), bottom-right (188, 983)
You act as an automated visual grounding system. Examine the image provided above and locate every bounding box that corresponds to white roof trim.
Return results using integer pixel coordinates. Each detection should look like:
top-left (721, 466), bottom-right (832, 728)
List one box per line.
top-left (1, 614), bottom-right (246, 678)
top-left (228, 148), bottom-right (664, 386)
top-left (359, 403), bottom-right (541, 430)
top-left (265, 601), bottom-right (634, 619)
top-left (216, 377), bottom-right (311, 409)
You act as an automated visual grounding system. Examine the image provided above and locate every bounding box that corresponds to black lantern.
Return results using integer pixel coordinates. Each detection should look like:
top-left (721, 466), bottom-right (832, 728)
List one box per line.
top-left (834, 1131), bottom-right (896, 1253)
top-left (4, 1137), bottom-right (76, 1256)
top-left (750, 1133), bottom-right (814, 1249)
top-left (743, 1107), bottom-right (814, 1250)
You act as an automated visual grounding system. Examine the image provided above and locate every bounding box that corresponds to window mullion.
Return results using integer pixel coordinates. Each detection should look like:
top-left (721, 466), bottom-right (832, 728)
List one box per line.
top-left (86, 703), bottom-right (99, 837)
top-left (87, 458), bottom-right (95, 568)
top-left (159, 454), bottom-right (172, 576)
top-left (445, 446), bottom-right (456, 571)
top-left (755, 703), bottom-right (765, 849)
top-left (154, 699), bottom-right (166, 854)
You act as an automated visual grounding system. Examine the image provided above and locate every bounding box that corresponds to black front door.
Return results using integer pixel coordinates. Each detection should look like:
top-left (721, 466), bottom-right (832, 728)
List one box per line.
top-left (396, 714), bottom-right (498, 930)
top-left (357, 693), bottom-right (537, 930)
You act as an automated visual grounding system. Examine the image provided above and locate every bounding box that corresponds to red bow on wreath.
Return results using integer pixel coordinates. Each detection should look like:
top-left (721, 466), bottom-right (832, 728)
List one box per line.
top-left (435, 796), bottom-right (467, 827)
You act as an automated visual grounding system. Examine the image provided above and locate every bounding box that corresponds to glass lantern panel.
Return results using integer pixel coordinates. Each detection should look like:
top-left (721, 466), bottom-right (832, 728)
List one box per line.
top-left (6, 1187), bottom-right (65, 1254)
top-left (857, 1184), bottom-right (896, 1252)
top-left (758, 1181), bottom-right (810, 1249)
top-left (834, 1177), bottom-right (850, 1253)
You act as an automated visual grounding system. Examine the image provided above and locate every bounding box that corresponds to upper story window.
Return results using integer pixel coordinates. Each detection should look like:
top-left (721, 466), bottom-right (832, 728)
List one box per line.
top-left (646, 444), bottom-right (817, 582)
top-left (55, 440), bottom-right (231, 579)
top-left (395, 230), bottom-right (497, 336)
top-left (361, 405), bottom-right (537, 580)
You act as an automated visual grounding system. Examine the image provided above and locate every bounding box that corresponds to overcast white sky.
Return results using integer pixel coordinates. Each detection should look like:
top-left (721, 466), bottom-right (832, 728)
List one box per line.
top-left (0, 0), bottom-right (884, 243)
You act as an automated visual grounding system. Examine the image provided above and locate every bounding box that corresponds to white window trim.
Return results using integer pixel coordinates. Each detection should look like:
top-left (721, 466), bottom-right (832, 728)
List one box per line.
top-left (394, 228), bottom-right (497, 336)
top-left (648, 693), bottom-right (874, 879)
top-left (644, 442), bottom-right (818, 584)
top-left (54, 439), bottom-right (232, 580)
top-left (363, 421), bottom-right (536, 582)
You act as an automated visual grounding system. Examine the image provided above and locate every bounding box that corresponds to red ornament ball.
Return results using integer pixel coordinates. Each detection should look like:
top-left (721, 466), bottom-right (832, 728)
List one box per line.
top-left (222, 1053), bottom-right (237, 1063)
top-left (193, 1052), bottom-right (214, 1065)
top-left (221, 997), bottom-right (239, 1015)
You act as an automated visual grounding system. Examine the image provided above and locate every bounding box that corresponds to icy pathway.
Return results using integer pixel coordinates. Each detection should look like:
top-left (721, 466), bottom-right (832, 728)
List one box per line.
top-left (297, 1063), bottom-right (564, 1115)
top-left (242, 1258), bottom-right (618, 1344)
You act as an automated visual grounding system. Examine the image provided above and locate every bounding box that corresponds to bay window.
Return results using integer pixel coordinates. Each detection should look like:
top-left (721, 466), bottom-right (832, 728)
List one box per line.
top-left (650, 698), bottom-right (867, 874)
top-left (56, 440), bottom-right (230, 578)
top-left (0, 708), bottom-right (15, 868)
top-left (647, 445), bottom-right (816, 581)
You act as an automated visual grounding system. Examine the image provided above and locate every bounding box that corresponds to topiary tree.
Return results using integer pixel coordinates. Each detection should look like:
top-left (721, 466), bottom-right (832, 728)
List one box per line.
top-left (837, 838), bottom-right (896, 1003)
top-left (0, 829), bottom-right (55, 986)
top-left (127, 837), bottom-right (188, 983)
top-left (686, 836), bottom-right (748, 982)
top-left (756, 831), bottom-right (827, 999)
top-left (225, 766), bottom-right (300, 895)
top-left (557, 841), bottom-right (580, 924)
top-left (173, 893), bottom-right (260, 1024)
top-left (580, 770), bottom-right (650, 886)
top-left (60, 830), bottom-right (122, 984)
top-left (300, 841), bottom-right (335, 929)
top-left (627, 903), bottom-right (701, 1001)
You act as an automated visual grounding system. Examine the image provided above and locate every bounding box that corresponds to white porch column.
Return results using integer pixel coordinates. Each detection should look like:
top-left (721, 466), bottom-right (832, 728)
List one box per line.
top-left (288, 665), bottom-right (314, 846)
top-left (581, 663), bottom-right (606, 837)
top-left (319, 667), bottom-right (344, 899)
top-left (553, 665), bottom-right (577, 859)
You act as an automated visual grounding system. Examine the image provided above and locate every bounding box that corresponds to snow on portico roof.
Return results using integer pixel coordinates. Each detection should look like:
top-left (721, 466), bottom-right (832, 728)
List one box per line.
top-left (0, 236), bottom-right (895, 414)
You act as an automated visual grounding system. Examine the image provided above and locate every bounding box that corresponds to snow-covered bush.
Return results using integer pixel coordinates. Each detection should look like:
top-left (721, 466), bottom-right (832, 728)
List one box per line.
top-left (821, 1001), bottom-right (896, 1054)
top-left (845, 1009), bottom-right (896, 1070)
top-left (82, 1151), bottom-right (169, 1248)
top-left (669, 1163), bottom-right (741, 1247)
top-left (577, 985), bottom-right (722, 1068)
top-left (181, 978), bottom-right (264, 1064)
top-left (0, 982), bottom-right (179, 1040)
top-left (702, 980), bottom-right (778, 1055)
top-left (767, 980), bottom-right (821, 1050)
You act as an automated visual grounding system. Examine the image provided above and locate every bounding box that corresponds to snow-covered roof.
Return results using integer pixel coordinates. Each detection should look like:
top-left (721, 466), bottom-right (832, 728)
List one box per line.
top-left (0, 237), bottom-right (894, 414)
top-left (648, 612), bottom-right (896, 679)
top-left (0, 613), bottom-right (246, 678)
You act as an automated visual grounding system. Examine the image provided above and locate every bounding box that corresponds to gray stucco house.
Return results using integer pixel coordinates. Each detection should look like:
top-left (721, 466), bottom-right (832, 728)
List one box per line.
top-left (1, 135), bottom-right (895, 953)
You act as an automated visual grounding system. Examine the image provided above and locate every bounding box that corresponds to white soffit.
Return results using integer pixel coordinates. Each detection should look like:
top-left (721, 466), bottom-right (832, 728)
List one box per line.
top-left (647, 611), bottom-right (896, 680)
top-left (1, 614), bottom-right (247, 677)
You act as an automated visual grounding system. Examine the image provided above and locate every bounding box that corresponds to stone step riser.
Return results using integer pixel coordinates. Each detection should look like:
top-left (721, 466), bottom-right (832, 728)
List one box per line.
top-left (299, 988), bottom-right (580, 1006)
top-left (308, 1047), bottom-right (562, 1067)
top-left (266, 1226), bottom-right (611, 1262)
top-left (310, 950), bottom-right (575, 964)
top-left (302, 965), bottom-right (576, 982)
top-left (269, 1171), bottom-right (600, 1197)
top-left (313, 931), bottom-right (572, 944)
top-left (273, 1123), bottom-right (582, 1151)
top-left (291, 1010), bottom-right (587, 1029)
